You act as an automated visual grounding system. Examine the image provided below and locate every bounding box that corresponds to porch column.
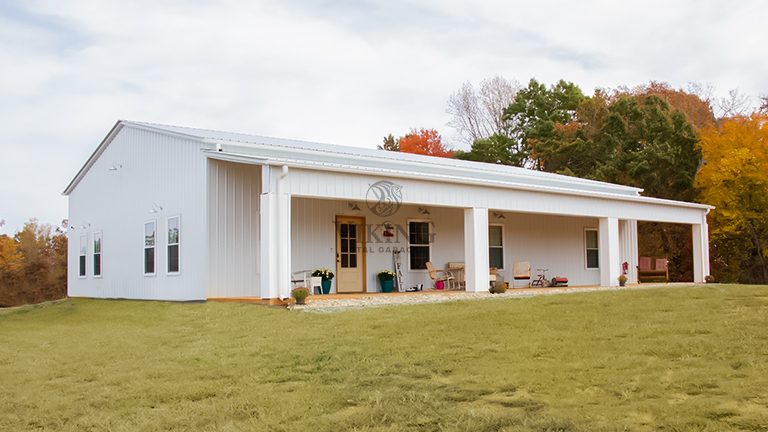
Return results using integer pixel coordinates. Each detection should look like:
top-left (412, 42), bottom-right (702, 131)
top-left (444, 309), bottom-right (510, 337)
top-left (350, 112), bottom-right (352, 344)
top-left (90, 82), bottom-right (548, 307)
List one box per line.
top-left (619, 219), bottom-right (638, 285)
top-left (599, 217), bottom-right (621, 287)
top-left (464, 207), bottom-right (489, 292)
top-left (260, 165), bottom-right (292, 299)
top-left (692, 211), bottom-right (710, 283)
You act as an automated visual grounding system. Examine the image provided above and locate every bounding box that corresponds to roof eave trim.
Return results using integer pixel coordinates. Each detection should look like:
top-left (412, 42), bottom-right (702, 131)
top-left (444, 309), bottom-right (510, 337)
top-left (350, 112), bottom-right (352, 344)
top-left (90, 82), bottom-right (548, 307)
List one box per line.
top-left (121, 121), bottom-right (208, 142)
top-left (62, 121), bottom-right (124, 196)
top-left (204, 138), bottom-right (645, 197)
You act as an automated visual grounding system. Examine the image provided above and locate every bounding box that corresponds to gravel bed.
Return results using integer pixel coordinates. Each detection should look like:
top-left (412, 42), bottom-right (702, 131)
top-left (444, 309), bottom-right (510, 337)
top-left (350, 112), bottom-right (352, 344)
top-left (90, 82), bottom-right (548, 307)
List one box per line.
top-left (290, 283), bottom-right (690, 313)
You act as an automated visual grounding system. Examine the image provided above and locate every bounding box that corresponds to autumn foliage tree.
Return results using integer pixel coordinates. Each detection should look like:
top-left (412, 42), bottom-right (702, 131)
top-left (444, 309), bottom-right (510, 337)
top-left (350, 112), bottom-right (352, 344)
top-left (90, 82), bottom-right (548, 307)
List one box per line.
top-left (0, 219), bottom-right (67, 307)
top-left (398, 128), bottom-right (454, 158)
top-left (697, 113), bottom-right (768, 283)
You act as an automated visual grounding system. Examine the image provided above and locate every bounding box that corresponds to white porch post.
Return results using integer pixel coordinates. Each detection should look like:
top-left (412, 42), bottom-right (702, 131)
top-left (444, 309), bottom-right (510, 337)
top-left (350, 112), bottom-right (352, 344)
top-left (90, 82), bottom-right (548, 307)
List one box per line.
top-left (599, 217), bottom-right (621, 287)
top-left (259, 165), bottom-right (291, 299)
top-left (464, 207), bottom-right (490, 292)
top-left (692, 211), bottom-right (710, 283)
top-left (619, 219), bottom-right (638, 284)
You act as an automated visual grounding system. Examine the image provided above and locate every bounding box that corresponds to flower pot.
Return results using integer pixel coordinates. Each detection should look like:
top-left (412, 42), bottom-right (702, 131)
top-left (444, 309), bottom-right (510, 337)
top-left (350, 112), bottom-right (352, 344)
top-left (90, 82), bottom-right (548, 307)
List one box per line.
top-left (436, 281), bottom-right (444, 290)
top-left (321, 280), bottom-right (332, 294)
top-left (380, 279), bottom-right (394, 293)
top-left (295, 298), bottom-right (306, 305)
top-left (619, 281), bottom-right (626, 287)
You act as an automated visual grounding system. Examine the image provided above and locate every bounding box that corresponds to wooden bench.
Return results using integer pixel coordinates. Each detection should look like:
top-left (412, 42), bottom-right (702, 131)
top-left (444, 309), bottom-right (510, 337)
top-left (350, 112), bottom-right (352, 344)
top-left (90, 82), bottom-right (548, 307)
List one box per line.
top-left (637, 257), bottom-right (669, 283)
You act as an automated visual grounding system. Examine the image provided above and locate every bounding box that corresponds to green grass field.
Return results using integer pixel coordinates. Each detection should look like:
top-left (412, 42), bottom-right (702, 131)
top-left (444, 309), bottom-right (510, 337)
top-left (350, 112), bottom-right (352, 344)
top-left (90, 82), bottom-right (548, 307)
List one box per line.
top-left (1, 285), bottom-right (767, 431)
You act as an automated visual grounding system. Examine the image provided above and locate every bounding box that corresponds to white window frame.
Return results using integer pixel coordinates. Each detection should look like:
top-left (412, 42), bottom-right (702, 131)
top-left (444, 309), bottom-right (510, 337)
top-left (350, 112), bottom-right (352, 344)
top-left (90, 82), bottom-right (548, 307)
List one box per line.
top-left (167, 215), bottom-right (180, 275)
top-left (584, 228), bottom-right (599, 270)
top-left (79, 234), bottom-right (87, 279)
top-left (93, 231), bottom-right (102, 278)
top-left (489, 224), bottom-right (504, 270)
top-left (144, 220), bottom-right (157, 276)
top-left (407, 219), bottom-right (432, 271)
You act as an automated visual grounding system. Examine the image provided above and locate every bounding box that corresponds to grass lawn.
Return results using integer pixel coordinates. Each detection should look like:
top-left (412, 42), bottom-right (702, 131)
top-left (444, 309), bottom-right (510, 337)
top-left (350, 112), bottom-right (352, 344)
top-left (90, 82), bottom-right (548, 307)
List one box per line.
top-left (1, 285), bottom-right (767, 431)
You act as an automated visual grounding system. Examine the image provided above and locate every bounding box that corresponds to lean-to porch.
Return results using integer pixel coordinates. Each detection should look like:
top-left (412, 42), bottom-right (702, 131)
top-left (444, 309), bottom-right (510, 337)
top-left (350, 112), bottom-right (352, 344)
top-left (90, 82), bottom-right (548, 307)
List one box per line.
top-left (206, 159), bottom-right (711, 300)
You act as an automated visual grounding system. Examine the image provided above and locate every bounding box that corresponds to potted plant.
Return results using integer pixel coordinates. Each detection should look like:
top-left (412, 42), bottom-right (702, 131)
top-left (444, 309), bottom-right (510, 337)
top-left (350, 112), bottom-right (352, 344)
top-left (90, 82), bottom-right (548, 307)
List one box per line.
top-left (312, 268), bottom-right (335, 294)
top-left (291, 287), bottom-right (310, 305)
top-left (377, 270), bottom-right (396, 293)
top-left (618, 274), bottom-right (628, 287)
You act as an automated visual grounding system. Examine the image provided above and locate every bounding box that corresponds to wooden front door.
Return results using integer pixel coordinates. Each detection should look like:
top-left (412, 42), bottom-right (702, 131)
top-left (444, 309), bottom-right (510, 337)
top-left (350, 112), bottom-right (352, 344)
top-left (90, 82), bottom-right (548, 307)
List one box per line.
top-left (336, 216), bottom-right (366, 293)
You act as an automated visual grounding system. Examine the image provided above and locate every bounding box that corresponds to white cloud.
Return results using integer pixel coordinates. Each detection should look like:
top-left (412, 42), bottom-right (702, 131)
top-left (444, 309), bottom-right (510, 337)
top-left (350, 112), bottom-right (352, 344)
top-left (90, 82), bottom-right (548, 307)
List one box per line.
top-left (1, 0), bottom-right (766, 234)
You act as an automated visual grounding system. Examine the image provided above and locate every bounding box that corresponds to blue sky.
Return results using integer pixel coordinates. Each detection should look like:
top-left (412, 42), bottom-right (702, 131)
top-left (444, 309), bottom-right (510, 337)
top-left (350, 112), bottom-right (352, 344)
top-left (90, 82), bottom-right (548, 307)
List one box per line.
top-left (1, 0), bottom-right (766, 235)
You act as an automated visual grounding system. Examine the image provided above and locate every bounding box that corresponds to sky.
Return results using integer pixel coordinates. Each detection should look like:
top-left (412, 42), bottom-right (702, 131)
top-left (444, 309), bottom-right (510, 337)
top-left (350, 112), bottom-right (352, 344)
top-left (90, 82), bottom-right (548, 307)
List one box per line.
top-left (1, 0), bottom-right (767, 236)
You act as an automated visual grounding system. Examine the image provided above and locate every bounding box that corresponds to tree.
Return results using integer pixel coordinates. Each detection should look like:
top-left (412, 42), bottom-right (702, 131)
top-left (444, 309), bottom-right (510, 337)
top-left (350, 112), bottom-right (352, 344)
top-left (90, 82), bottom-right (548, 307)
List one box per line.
top-left (503, 78), bottom-right (585, 170)
top-left (398, 128), bottom-right (454, 158)
top-left (592, 95), bottom-right (701, 201)
top-left (0, 220), bottom-right (21, 275)
top-left (715, 88), bottom-right (752, 118)
top-left (0, 218), bottom-right (67, 307)
top-left (697, 113), bottom-right (768, 283)
top-left (621, 81), bottom-right (716, 131)
top-left (454, 134), bottom-right (526, 166)
top-left (446, 76), bottom-right (521, 144)
top-left (378, 134), bottom-right (399, 151)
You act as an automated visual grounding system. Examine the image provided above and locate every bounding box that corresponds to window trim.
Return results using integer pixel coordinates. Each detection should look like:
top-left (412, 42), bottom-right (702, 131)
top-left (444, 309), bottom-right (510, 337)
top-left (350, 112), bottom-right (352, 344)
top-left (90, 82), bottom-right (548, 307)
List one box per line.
top-left (144, 220), bottom-right (157, 277)
top-left (167, 215), bottom-right (181, 275)
top-left (79, 234), bottom-right (87, 279)
top-left (93, 231), bottom-right (102, 278)
top-left (407, 219), bottom-right (432, 271)
top-left (584, 228), bottom-right (599, 270)
top-left (489, 223), bottom-right (504, 270)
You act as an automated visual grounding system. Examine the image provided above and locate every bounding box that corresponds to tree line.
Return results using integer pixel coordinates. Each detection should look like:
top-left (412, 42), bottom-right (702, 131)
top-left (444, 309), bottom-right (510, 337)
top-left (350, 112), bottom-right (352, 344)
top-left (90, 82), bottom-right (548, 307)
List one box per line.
top-left (0, 219), bottom-right (67, 307)
top-left (384, 78), bottom-right (768, 284)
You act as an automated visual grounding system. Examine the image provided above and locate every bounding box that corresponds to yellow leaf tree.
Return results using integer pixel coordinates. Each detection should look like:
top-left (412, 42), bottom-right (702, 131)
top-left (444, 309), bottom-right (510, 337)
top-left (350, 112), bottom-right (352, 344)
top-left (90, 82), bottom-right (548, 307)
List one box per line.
top-left (697, 113), bottom-right (768, 283)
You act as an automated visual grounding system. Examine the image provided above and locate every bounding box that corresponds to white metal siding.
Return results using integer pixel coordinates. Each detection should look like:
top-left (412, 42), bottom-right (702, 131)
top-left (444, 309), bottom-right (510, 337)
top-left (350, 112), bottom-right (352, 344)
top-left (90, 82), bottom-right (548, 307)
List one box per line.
top-left (290, 198), bottom-right (602, 290)
top-left (67, 126), bottom-right (207, 301)
top-left (288, 169), bottom-right (705, 224)
top-left (291, 198), bottom-right (465, 292)
top-left (500, 212), bottom-right (601, 287)
top-left (207, 160), bottom-right (261, 298)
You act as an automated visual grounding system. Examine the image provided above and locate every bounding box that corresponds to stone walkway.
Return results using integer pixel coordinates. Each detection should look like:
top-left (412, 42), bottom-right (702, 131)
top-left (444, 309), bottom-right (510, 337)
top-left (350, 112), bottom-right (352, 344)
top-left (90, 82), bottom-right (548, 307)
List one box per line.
top-left (290, 283), bottom-right (689, 313)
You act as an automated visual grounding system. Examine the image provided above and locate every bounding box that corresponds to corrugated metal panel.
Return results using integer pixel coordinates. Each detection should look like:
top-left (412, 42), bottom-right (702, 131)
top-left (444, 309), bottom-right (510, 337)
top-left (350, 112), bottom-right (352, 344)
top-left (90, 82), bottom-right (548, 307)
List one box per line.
top-left (67, 126), bottom-right (207, 301)
top-left (289, 198), bottom-right (604, 289)
top-left (501, 213), bottom-right (601, 287)
top-left (207, 160), bottom-right (261, 298)
top-left (291, 197), bottom-right (465, 292)
top-left (287, 169), bottom-right (705, 225)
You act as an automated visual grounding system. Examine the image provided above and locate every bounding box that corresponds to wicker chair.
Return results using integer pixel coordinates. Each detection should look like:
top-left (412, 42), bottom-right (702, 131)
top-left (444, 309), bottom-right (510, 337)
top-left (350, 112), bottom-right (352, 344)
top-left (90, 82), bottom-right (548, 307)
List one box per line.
top-left (425, 262), bottom-right (456, 290)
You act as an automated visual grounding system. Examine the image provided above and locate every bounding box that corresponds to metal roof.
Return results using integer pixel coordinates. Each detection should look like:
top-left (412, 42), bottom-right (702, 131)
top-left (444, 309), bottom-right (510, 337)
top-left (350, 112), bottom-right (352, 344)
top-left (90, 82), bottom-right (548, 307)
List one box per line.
top-left (63, 120), bottom-right (712, 212)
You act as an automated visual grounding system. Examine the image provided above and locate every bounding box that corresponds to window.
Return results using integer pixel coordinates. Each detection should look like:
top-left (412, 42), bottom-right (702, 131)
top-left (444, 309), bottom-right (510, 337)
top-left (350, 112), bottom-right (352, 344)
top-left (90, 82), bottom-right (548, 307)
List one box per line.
top-left (585, 229), bottom-right (599, 269)
top-left (339, 221), bottom-right (359, 269)
top-left (167, 216), bottom-right (180, 274)
top-left (93, 231), bottom-right (102, 277)
top-left (489, 225), bottom-right (504, 269)
top-left (409, 221), bottom-right (430, 270)
top-left (144, 221), bottom-right (156, 275)
top-left (79, 235), bottom-right (87, 278)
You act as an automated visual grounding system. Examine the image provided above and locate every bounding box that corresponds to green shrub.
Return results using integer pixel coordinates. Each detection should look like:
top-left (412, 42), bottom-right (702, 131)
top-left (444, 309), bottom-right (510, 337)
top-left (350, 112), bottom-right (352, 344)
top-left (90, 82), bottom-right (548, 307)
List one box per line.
top-left (490, 282), bottom-right (506, 294)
